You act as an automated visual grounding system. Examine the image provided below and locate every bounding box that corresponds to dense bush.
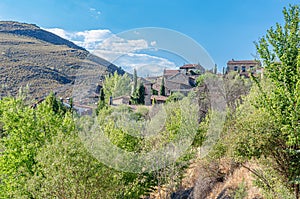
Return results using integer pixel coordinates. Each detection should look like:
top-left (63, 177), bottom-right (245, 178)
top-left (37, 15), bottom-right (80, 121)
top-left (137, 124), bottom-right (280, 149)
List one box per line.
top-left (0, 90), bottom-right (203, 198)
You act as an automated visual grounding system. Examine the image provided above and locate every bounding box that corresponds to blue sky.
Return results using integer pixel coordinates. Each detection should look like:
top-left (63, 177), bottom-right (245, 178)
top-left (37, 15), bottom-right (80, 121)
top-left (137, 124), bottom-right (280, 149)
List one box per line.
top-left (0, 0), bottom-right (298, 74)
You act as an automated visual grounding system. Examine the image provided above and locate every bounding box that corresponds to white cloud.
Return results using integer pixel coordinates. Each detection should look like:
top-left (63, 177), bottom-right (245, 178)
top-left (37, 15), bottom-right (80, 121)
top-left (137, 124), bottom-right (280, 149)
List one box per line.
top-left (45, 28), bottom-right (70, 39)
top-left (44, 28), bottom-right (148, 53)
top-left (44, 28), bottom-right (112, 51)
top-left (90, 35), bottom-right (149, 63)
top-left (89, 7), bottom-right (101, 19)
top-left (99, 36), bottom-right (148, 53)
top-left (74, 29), bottom-right (112, 50)
top-left (43, 27), bottom-right (177, 76)
top-left (112, 53), bottom-right (177, 76)
top-left (150, 41), bottom-right (157, 46)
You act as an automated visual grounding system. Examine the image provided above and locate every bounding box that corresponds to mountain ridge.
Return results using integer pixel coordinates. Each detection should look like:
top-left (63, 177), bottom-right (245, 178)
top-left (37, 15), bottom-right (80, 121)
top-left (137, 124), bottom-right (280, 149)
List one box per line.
top-left (0, 21), bottom-right (124, 100)
top-left (0, 21), bottom-right (85, 51)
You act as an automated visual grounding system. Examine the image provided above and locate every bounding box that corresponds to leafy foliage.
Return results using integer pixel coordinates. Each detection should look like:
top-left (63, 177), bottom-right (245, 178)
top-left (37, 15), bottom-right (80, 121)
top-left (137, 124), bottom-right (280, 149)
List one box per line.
top-left (0, 95), bottom-right (72, 198)
top-left (160, 77), bottom-right (166, 96)
top-left (166, 92), bottom-right (185, 103)
top-left (0, 88), bottom-right (205, 198)
top-left (226, 5), bottom-right (300, 198)
top-left (28, 131), bottom-right (122, 199)
top-left (103, 71), bottom-right (131, 101)
top-left (96, 88), bottom-right (106, 115)
top-left (255, 5), bottom-right (300, 197)
top-left (132, 68), bottom-right (138, 94)
top-left (131, 82), bottom-right (145, 105)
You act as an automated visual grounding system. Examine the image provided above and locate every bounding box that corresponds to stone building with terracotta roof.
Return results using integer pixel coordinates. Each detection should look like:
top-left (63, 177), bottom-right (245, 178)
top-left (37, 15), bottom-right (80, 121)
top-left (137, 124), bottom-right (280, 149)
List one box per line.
top-left (140, 64), bottom-right (205, 105)
top-left (179, 63), bottom-right (205, 75)
top-left (226, 59), bottom-right (262, 77)
top-left (112, 95), bottom-right (131, 105)
top-left (149, 66), bottom-right (199, 99)
top-left (151, 95), bottom-right (168, 104)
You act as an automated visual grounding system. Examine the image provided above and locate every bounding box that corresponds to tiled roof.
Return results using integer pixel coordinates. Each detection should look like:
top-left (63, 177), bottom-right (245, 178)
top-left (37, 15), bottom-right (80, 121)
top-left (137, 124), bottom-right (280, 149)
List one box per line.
top-left (112, 95), bottom-right (131, 100)
top-left (139, 77), bottom-right (152, 84)
top-left (163, 69), bottom-right (180, 77)
top-left (180, 64), bottom-right (196, 69)
top-left (179, 63), bottom-right (205, 71)
top-left (152, 83), bottom-right (161, 91)
top-left (227, 60), bottom-right (261, 65)
top-left (167, 73), bottom-right (190, 85)
top-left (145, 76), bottom-right (160, 83)
top-left (165, 81), bottom-right (193, 92)
top-left (166, 79), bottom-right (190, 87)
top-left (151, 95), bottom-right (168, 101)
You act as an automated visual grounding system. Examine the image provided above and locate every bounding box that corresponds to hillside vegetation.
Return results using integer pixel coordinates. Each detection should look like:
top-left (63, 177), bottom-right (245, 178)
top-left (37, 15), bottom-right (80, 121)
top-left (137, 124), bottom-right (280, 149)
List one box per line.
top-left (0, 21), bottom-right (123, 99)
top-left (0, 5), bottom-right (299, 199)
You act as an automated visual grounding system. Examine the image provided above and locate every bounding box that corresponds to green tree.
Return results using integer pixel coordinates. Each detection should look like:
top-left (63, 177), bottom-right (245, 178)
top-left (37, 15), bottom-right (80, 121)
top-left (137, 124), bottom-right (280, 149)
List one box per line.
top-left (160, 77), bottom-right (165, 96)
top-left (96, 88), bottom-right (106, 115)
top-left (223, 71), bottom-right (251, 110)
top-left (131, 82), bottom-right (145, 105)
top-left (0, 95), bottom-right (71, 198)
top-left (94, 96), bottom-right (202, 198)
top-left (214, 64), bottom-right (217, 74)
top-left (137, 83), bottom-right (145, 104)
top-left (0, 90), bottom-right (205, 198)
top-left (28, 130), bottom-right (122, 199)
top-left (132, 68), bottom-right (138, 95)
top-left (103, 72), bottom-right (131, 102)
top-left (228, 5), bottom-right (300, 198)
top-left (166, 92), bottom-right (185, 103)
top-left (69, 97), bottom-right (73, 110)
top-left (254, 5), bottom-right (300, 198)
top-left (45, 91), bottom-right (67, 115)
top-left (114, 73), bottom-right (132, 97)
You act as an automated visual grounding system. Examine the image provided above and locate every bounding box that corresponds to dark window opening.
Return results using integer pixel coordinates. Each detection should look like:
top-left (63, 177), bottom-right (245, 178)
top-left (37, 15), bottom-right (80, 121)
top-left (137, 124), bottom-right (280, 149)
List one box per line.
top-left (241, 66), bottom-right (246, 72)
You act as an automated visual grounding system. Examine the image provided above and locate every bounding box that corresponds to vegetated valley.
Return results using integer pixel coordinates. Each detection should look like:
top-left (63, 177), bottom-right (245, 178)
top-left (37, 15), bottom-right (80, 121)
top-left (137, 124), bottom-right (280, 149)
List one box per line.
top-left (0, 5), bottom-right (299, 199)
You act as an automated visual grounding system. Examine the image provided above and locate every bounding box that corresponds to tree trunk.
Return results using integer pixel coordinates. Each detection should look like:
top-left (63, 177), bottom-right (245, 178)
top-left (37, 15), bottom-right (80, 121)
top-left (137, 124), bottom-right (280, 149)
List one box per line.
top-left (295, 183), bottom-right (299, 199)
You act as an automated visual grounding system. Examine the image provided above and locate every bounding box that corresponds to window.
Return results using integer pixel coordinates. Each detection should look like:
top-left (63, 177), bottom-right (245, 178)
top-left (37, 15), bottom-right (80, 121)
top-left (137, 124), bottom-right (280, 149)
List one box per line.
top-left (234, 66), bottom-right (239, 71)
top-left (250, 66), bottom-right (255, 74)
top-left (241, 66), bottom-right (246, 72)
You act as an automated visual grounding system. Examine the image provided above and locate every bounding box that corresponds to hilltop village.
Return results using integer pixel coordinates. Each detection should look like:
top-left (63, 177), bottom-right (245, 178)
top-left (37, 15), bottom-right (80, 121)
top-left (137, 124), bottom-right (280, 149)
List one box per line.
top-left (57, 59), bottom-right (262, 115)
top-left (1, 5), bottom-right (298, 199)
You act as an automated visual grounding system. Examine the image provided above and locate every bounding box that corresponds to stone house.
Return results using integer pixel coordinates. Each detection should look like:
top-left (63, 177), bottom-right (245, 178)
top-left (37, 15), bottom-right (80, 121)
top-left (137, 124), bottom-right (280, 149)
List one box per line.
top-left (151, 95), bottom-right (168, 104)
top-left (226, 59), bottom-right (262, 77)
top-left (143, 64), bottom-right (203, 105)
top-left (179, 63), bottom-right (205, 75)
top-left (112, 95), bottom-right (131, 105)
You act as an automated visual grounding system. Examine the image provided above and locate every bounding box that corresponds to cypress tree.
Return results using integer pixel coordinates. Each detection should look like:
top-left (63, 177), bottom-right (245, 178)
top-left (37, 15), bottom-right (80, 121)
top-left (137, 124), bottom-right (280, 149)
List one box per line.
top-left (96, 89), bottom-right (106, 115)
top-left (160, 77), bottom-right (165, 96)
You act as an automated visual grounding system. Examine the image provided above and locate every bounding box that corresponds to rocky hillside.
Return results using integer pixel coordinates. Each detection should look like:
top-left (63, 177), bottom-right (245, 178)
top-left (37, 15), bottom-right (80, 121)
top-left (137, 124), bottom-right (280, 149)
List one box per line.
top-left (0, 21), bottom-right (124, 100)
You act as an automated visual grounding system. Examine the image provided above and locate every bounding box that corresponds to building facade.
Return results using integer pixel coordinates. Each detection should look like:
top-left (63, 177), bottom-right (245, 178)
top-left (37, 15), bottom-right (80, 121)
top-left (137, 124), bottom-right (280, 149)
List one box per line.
top-left (226, 59), bottom-right (261, 77)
